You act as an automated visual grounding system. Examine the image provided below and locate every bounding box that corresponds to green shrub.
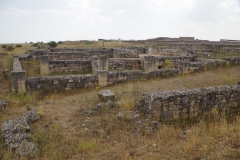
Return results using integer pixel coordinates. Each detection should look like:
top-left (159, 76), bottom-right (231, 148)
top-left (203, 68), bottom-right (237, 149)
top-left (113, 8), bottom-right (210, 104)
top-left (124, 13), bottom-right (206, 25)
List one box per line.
top-left (163, 59), bottom-right (173, 68)
top-left (58, 41), bottom-right (63, 44)
top-left (16, 44), bottom-right (22, 48)
top-left (47, 41), bottom-right (57, 47)
top-left (85, 41), bottom-right (93, 45)
top-left (1, 45), bottom-right (7, 49)
top-left (6, 45), bottom-right (14, 51)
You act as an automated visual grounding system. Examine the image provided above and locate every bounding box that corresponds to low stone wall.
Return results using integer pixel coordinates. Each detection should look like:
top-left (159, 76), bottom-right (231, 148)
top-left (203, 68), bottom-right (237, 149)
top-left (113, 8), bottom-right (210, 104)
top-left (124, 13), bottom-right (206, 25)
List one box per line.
top-left (33, 48), bottom-right (114, 60)
top-left (223, 56), bottom-right (240, 65)
top-left (107, 70), bottom-right (143, 84)
top-left (26, 68), bottom-right (182, 93)
top-left (26, 74), bottom-right (98, 93)
top-left (135, 84), bottom-right (240, 121)
top-left (11, 57), bottom-right (26, 93)
top-left (113, 49), bottom-right (139, 58)
top-left (143, 56), bottom-right (196, 72)
top-left (107, 68), bottom-right (181, 85)
top-left (49, 60), bottom-right (92, 74)
top-left (108, 58), bottom-right (142, 71)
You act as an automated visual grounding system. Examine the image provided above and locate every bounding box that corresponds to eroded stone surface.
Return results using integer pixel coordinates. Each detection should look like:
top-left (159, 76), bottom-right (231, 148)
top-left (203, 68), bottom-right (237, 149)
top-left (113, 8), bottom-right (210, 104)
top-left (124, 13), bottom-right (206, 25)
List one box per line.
top-left (17, 140), bottom-right (38, 158)
top-left (136, 84), bottom-right (240, 121)
top-left (98, 90), bottom-right (115, 101)
top-left (2, 118), bottom-right (30, 148)
top-left (24, 110), bottom-right (40, 123)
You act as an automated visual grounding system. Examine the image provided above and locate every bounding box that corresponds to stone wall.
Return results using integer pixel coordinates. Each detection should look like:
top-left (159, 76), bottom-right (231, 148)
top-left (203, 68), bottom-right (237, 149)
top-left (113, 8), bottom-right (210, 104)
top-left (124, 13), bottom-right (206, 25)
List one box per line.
top-left (11, 57), bottom-right (26, 93)
top-left (33, 48), bottom-right (114, 60)
top-left (26, 74), bottom-right (98, 93)
top-left (223, 56), bottom-right (240, 65)
top-left (26, 68), bottom-right (181, 93)
top-left (33, 47), bottom-right (148, 60)
top-left (136, 84), bottom-right (240, 121)
top-left (107, 70), bottom-right (143, 84)
top-left (107, 68), bottom-right (181, 85)
top-left (48, 60), bottom-right (92, 74)
top-left (108, 58), bottom-right (142, 71)
top-left (113, 49), bottom-right (139, 58)
top-left (143, 56), bottom-right (196, 72)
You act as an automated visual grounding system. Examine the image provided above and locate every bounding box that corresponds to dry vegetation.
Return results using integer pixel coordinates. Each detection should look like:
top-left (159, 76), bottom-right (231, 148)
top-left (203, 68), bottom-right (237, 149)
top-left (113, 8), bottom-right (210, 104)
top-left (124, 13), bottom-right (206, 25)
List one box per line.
top-left (0, 64), bottom-right (240, 159)
top-left (0, 42), bottom-right (240, 159)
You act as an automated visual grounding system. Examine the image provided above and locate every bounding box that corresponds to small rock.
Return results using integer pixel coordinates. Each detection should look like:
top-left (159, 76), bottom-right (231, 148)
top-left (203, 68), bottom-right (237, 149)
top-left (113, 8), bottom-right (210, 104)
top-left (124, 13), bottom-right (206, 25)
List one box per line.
top-left (116, 111), bottom-right (139, 120)
top-left (98, 90), bottom-right (115, 102)
top-left (92, 103), bottom-right (103, 110)
top-left (24, 110), bottom-right (40, 123)
top-left (105, 100), bottom-right (114, 108)
top-left (0, 100), bottom-right (6, 112)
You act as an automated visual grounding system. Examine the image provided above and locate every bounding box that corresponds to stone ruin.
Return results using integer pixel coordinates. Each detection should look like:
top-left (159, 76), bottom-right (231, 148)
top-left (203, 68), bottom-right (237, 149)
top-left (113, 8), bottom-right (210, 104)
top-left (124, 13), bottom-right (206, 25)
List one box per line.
top-left (135, 83), bottom-right (240, 121)
top-left (2, 109), bottom-right (40, 158)
top-left (9, 36), bottom-right (240, 94)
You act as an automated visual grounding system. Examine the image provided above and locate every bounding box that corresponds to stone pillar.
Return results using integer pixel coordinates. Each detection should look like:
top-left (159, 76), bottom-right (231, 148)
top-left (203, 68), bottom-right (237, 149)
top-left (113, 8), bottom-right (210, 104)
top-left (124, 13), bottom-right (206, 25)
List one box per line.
top-left (148, 47), bottom-right (152, 55)
top-left (143, 56), bottom-right (155, 72)
top-left (98, 56), bottom-right (108, 71)
top-left (178, 61), bottom-right (190, 74)
top-left (97, 70), bottom-right (108, 87)
top-left (40, 56), bottom-right (49, 75)
top-left (11, 71), bottom-right (26, 94)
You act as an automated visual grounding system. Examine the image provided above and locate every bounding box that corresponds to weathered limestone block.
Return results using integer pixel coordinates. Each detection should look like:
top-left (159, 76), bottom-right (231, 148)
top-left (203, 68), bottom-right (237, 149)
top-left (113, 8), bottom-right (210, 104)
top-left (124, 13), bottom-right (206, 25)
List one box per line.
top-left (98, 90), bottom-right (115, 101)
top-left (2, 118), bottom-right (30, 148)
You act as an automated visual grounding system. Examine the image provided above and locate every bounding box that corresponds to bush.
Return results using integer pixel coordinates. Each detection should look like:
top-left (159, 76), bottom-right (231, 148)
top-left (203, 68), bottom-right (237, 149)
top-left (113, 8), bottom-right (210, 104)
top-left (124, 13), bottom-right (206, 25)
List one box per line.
top-left (1, 45), bottom-right (7, 49)
top-left (16, 44), bottom-right (22, 48)
top-left (85, 41), bottom-right (93, 45)
top-left (32, 43), bottom-right (39, 47)
top-left (47, 41), bottom-right (57, 47)
top-left (6, 45), bottom-right (14, 51)
top-left (58, 41), bottom-right (63, 44)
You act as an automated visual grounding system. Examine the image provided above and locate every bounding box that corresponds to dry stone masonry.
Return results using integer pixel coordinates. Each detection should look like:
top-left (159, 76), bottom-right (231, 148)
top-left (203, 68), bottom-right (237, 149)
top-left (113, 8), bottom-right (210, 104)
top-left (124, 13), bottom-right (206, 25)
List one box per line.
top-left (135, 84), bottom-right (240, 121)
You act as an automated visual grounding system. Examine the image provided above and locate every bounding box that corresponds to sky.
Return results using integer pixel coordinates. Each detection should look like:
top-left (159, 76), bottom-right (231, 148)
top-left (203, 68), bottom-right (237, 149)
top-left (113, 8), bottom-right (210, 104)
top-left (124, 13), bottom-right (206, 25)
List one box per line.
top-left (0, 0), bottom-right (240, 43)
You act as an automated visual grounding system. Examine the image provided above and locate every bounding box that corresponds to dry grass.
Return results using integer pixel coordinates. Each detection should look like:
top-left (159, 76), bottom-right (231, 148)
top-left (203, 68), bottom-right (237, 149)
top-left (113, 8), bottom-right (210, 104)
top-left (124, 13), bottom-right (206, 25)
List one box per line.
top-left (1, 41), bottom-right (240, 159)
top-left (0, 66), bottom-right (240, 159)
top-left (0, 43), bottom-right (37, 56)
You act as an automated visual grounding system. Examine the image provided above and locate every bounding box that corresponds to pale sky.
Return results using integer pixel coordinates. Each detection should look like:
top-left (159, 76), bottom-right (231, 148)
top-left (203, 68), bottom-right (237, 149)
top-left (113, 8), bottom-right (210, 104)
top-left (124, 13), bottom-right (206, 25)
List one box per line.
top-left (0, 0), bottom-right (240, 43)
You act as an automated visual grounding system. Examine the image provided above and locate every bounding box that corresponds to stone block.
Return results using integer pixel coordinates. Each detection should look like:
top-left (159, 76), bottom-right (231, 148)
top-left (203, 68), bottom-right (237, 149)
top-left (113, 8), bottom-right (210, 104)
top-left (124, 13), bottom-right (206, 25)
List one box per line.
top-left (98, 90), bottom-right (115, 101)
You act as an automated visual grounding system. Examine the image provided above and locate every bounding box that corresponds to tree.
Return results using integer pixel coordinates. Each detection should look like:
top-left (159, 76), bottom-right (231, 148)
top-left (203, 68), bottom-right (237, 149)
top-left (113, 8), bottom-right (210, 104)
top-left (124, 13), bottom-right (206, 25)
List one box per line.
top-left (47, 41), bottom-right (57, 47)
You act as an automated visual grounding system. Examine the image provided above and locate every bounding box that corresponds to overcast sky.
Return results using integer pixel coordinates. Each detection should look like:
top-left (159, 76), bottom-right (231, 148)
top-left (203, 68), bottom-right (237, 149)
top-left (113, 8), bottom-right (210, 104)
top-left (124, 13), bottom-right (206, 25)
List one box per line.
top-left (0, 0), bottom-right (240, 43)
